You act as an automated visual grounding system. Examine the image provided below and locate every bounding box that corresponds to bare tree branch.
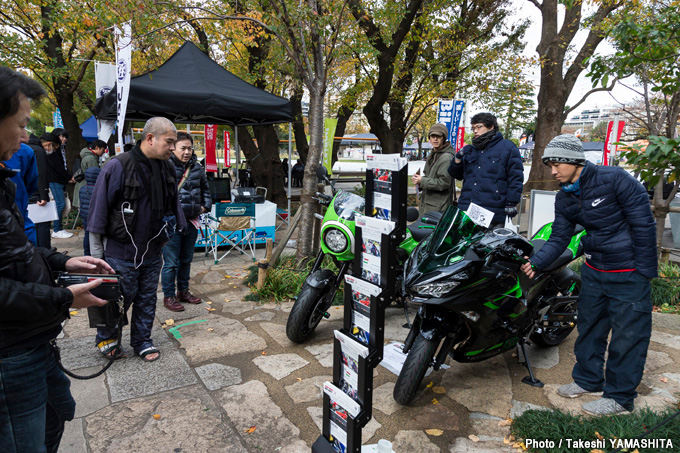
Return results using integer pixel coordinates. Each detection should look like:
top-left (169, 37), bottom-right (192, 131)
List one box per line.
top-left (562, 78), bottom-right (617, 120)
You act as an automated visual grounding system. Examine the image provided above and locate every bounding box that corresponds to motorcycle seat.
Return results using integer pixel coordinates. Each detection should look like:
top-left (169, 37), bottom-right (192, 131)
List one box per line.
top-left (530, 239), bottom-right (576, 272)
top-left (407, 211), bottom-right (443, 242)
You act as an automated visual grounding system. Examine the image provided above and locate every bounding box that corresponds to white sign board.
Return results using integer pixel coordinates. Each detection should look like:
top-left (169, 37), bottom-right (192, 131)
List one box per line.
top-left (528, 190), bottom-right (558, 238)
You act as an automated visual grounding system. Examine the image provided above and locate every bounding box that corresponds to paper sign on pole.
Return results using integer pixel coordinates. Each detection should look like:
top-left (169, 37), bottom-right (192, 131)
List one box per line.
top-left (223, 131), bottom-right (231, 167)
top-left (53, 109), bottom-right (64, 128)
top-left (205, 124), bottom-right (218, 173)
top-left (115, 21), bottom-right (132, 150)
top-left (323, 118), bottom-right (337, 173)
top-left (603, 120), bottom-right (625, 166)
top-left (456, 126), bottom-right (466, 151)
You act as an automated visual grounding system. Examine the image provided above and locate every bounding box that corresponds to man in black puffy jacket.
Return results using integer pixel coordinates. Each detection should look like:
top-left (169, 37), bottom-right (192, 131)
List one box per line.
top-left (0, 65), bottom-right (114, 453)
top-left (521, 134), bottom-right (657, 416)
top-left (161, 131), bottom-right (211, 311)
top-left (448, 112), bottom-right (523, 226)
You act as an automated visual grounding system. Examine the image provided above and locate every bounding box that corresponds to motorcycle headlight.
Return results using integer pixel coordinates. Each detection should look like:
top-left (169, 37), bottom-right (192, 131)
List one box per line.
top-left (412, 280), bottom-right (460, 298)
top-left (324, 228), bottom-right (348, 253)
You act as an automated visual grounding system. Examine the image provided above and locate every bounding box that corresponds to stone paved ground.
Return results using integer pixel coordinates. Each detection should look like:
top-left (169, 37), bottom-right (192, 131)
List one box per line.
top-left (52, 229), bottom-right (680, 453)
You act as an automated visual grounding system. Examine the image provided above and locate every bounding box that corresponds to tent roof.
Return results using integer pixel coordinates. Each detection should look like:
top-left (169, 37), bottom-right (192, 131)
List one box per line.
top-left (80, 115), bottom-right (98, 142)
top-left (95, 42), bottom-right (293, 126)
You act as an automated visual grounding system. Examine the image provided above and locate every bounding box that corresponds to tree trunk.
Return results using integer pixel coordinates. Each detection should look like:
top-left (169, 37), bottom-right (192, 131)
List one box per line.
top-left (291, 87), bottom-right (309, 164)
top-left (235, 126), bottom-right (287, 206)
top-left (296, 87), bottom-right (325, 261)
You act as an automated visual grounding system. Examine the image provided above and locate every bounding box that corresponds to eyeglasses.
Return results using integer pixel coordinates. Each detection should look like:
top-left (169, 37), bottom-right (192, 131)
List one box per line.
top-left (471, 125), bottom-right (486, 132)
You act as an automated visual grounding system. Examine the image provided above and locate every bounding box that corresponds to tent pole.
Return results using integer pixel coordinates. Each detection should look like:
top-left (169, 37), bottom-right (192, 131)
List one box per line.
top-left (235, 126), bottom-right (240, 186)
top-left (287, 122), bottom-right (292, 225)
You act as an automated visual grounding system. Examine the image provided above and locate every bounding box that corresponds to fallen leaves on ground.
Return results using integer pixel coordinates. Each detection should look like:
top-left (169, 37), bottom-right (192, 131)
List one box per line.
top-left (206, 307), bottom-right (216, 312)
top-left (261, 351), bottom-right (267, 356)
top-left (660, 377), bottom-right (669, 383)
top-left (432, 386), bottom-right (446, 394)
top-left (594, 432), bottom-right (604, 440)
top-left (69, 310), bottom-right (78, 315)
top-left (245, 426), bottom-right (256, 434)
top-left (207, 301), bottom-right (213, 305)
top-left (468, 434), bottom-right (480, 442)
top-left (590, 450), bottom-right (605, 453)
top-left (225, 299), bottom-right (231, 302)
top-left (165, 319), bottom-right (175, 326)
top-left (207, 328), bottom-right (214, 332)
top-left (431, 398), bottom-right (439, 405)
top-left (153, 414), bottom-right (161, 420)
top-left (426, 382), bottom-right (434, 389)
top-left (498, 418), bottom-right (512, 427)
top-left (425, 429), bottom-right (443, 436)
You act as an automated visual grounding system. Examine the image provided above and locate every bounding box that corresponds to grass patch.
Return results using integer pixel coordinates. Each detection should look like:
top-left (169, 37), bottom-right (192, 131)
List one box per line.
top-left (653, 261), bottom-right (680, 314)
top-left (244, 253), bottom-right (344, 304)
top-left (511, 407), bottom-right (680, 453)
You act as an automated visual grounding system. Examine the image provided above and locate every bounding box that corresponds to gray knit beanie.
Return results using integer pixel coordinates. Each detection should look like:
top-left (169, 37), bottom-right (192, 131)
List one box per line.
top-left (429, 123), bottom-right (449, 138)
top-left (542, 134), bottom-right (585, 166)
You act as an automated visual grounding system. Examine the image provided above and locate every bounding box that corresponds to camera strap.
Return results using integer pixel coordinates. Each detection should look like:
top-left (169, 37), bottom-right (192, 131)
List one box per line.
top-left (50, 296), bottom-right (125, 380)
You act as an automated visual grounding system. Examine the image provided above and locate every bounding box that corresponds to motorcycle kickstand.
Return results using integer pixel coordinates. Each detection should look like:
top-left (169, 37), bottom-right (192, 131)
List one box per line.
top-left (518, 341), bottom-right (544, 388)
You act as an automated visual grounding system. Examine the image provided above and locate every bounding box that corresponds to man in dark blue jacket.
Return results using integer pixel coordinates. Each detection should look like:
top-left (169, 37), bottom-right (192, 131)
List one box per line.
top-left (448, 112), bottom-right (523, 226)
top-left (88, 117), bottom-right (185, 362)
top-left (161, 131), bottom-right (211, 312)
top-left (521, 134), bottom-right (657, 416)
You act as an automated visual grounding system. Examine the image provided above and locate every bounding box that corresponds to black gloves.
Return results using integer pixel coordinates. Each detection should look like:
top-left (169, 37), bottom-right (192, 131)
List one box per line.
top-left (505, 204), bottom-right (518, 218)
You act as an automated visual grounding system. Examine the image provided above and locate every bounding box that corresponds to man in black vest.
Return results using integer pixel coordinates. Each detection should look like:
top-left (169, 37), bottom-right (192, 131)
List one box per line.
top-left (88, 117), bottom-right (185, 362)
top-left (0, 65), bottom-right (114, 453)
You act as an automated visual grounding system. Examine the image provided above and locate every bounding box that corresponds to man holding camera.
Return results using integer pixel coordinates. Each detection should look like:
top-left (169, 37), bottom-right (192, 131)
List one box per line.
top-left (0, 66), bottom-right (114, 453)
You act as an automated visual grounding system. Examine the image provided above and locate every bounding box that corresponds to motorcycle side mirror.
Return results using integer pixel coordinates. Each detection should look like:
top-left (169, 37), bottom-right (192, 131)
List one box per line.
top-left (406, 207), bottom-right (419, 222)
top-left (315, 165), bottom-right (329, 180)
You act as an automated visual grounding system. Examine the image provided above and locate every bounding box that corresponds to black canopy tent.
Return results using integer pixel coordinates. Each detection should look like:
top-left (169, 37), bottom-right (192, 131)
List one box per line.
top-left (95, 41), bottom-right (293, 125)
top-left (95, 41), bottom-right (295, 214)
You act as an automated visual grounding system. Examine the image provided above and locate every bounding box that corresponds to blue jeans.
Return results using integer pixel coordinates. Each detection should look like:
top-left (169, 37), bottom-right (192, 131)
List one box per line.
top-left (96, 255), bottom-right (163, 354)
top-left (161, 223), bottom-right (198, 297)
top-left (573, 265), bottom-right (652, 410)
top-left (49, 183), bottom-right (65, 232)
top-left (0, 344), bottom-right (75, 453)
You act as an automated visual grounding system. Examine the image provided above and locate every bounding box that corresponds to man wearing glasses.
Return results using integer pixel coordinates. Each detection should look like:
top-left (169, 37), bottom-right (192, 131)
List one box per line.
top-left (448, 112), bottom-right (523, 227)
top-left (411, 123), bottom-right (456, 215)
top-left (161, 131), bottom-right (211, 312)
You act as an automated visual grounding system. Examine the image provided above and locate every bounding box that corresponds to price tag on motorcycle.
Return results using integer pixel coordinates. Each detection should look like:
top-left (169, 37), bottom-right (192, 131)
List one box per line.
top-left (466, 203), bottom-right (494, 229)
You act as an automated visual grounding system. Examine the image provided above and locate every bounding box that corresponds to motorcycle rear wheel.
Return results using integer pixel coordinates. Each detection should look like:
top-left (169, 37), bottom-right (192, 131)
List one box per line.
top-left (531, 280), bottom-right (580, 347)
top-left (393, 335), bottom-right (438, 406)
top-left (286, 283), bottom-right (333, 344)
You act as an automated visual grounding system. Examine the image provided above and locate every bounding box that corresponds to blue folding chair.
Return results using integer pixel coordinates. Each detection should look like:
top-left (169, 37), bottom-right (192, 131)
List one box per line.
top-left (208, 202), bottom-right (257, 263)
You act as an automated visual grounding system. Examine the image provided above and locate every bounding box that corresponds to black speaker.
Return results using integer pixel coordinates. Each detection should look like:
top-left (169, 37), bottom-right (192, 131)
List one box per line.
top-left (233, 187), bottom-right (265, 203)
top-left (208, 178), bottom-right (231, 202)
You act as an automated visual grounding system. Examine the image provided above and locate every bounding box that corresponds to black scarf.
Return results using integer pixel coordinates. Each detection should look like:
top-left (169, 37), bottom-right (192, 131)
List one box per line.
top-left (472, 130), bottom-right (496, 150)
top-left (130, 145), bottom-right (165, 220)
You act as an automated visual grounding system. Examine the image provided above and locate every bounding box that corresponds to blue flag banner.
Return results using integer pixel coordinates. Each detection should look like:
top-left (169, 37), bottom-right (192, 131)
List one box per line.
top-left (437, 100), bottom-right (465, 144)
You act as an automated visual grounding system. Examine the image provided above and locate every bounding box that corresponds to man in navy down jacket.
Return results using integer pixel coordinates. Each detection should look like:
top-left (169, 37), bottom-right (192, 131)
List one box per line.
top-left (521, 134), bottom-right (657, 416)
top-left (448, 112), bottom-right (523, 226)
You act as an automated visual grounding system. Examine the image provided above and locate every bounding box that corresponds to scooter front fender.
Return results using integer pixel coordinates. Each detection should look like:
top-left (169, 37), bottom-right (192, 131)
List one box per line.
top-left (306, 269), bottom-right (338, 290)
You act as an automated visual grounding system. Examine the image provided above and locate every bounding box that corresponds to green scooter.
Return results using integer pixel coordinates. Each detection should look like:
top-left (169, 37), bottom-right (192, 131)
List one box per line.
top-left (285, 167), bottom-right (435, 343)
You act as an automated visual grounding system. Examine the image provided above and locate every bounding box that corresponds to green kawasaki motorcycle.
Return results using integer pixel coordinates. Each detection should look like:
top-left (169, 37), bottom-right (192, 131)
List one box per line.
top-left (394, 206), bottom-right (587, 405)
top-left (285, 168), bottom-right (435, 343)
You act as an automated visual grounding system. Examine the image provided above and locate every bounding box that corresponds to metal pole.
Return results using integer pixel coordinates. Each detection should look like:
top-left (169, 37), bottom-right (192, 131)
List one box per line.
top-left (611, 114), bottom-right (620, 165)
top-left (288, 122), bottom-right (292, 225)
top-left (235, 126), bottom-right (240, 186)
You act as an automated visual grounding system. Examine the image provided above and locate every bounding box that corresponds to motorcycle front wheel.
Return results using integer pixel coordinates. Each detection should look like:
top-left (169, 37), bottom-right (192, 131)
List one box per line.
top-left (531, 280), bottom-right (581, 347)
top-left (393, 334), bottom-right (438, 405)
top-left (286, 282), bottom-right (334, 344)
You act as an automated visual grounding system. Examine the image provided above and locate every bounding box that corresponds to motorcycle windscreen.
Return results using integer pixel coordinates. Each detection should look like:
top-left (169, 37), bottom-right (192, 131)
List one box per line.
top-left (419, 206), bottom-right (485, 273)
top-left (332, 191), bottom-right (365, 220)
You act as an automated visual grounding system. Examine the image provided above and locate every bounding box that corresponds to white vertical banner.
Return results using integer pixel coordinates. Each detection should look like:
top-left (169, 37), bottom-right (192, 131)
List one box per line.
top-left (95, 62), bottom-right (116, 142)
top-left (115, 21), bottom-right (132, 150)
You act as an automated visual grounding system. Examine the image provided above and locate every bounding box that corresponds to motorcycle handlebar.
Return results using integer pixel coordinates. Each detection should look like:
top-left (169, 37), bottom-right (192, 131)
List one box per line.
top-left (315, 192), bottom-right (333, 201)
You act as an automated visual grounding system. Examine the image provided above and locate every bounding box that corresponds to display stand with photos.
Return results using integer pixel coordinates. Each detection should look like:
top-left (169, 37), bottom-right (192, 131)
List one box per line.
top-left (313, 155), bottom-right (408, 453)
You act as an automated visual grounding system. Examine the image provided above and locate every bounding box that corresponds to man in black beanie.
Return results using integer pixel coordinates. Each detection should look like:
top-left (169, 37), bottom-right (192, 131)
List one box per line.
top-left (521, 134), bottom-right (657, 416)
top-left (447, 112), bottom-right (523, 226)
